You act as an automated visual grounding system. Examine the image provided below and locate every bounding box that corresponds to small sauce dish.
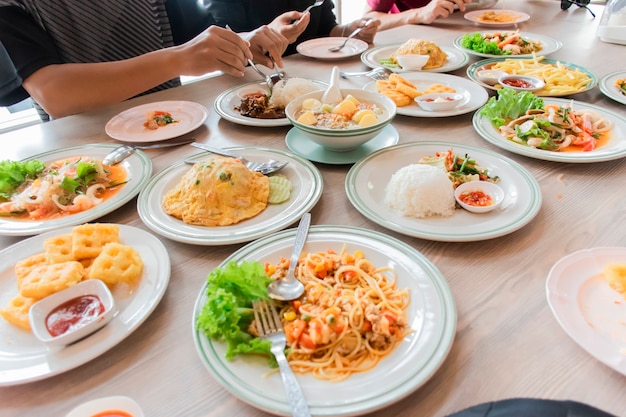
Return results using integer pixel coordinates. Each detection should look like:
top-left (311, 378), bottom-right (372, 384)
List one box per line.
top-left (476, 69), bottom-right (508, 85)
top-left (415, 93), bottom-right (464, 111)
top-left (396, 54), bottom-right (430, 71)
top-left (30, 279), bottom-right (116, 347)
top-left (498, 74), bottom-right (545, 92)
top-left (66, 395), bottom-right (144, 417)
top-left (236, 85), bottom-right (269, 100)
top-left (454, 181), bottom-right (505, 214)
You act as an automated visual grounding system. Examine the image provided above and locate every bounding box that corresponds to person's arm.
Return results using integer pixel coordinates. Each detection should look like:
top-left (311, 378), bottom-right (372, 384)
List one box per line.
top-left (329, 18), bottom-right (381, 44)
top-left (23, 26), bottom-right (253, 118)
top-left (364, 0), bottom-right (471, 30)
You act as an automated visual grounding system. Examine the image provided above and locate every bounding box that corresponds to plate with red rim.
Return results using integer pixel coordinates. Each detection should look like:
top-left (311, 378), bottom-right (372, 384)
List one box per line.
top-left (296, 37), bottom-right (368, 60)
top-left (464, 9), bottom-right (530, 27)
top-left (546, 247), bottom-right (626, 376)
top-left (0, 144), bottom-right (152, 237)
top-left (0, 224), bottom-right (170, 386)
top-left (105, 100), bottom-right (208, 142)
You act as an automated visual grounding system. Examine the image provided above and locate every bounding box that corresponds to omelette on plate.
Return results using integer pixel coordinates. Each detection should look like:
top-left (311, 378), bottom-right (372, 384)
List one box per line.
top-left (391, 39), bottom-right (448, 70)
top-left (162, 155), bottom-right (269, 226)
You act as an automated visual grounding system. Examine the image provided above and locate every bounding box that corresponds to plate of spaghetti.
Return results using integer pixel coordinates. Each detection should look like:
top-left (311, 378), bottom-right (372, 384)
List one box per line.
top-left (464, 9), bottom-right (530, 27)
top-left (192, 225), bottom-right (456, 416)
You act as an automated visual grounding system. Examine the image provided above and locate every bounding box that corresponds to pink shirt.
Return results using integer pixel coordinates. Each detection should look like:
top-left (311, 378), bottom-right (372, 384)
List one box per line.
top-left (367, 0), bottom-right (432, 13)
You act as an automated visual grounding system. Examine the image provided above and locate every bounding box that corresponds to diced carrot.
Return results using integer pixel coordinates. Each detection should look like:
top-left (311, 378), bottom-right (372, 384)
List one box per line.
top-left (362, 320), bottom-right (372, 332)
top-left (299, 333), bottom-right (316, 350)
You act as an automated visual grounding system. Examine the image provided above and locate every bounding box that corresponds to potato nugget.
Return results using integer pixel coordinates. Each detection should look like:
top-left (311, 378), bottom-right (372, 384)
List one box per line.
top-left (88, 243), bottom-right (143, 286)
top-left (423, 83), bottom-right (456, 94)
top-left (389, 73), bottom-right (417, 89)
top-left (395, 82), bottom-right (422, 99)
top-left (72, 223), bottom-right (120, 260)
top-left (0, 294), bottom-right (36, 330)
top-left (376, 80), bottom-right (395, 91)
top-left (20, 261), bottom-right (84, 300)
top-left (380, 90), bottom-right (413, 107)
top-left (15, 252), bottom-right (47, 289)
top-left (44, 233), bottom-right (74, 263)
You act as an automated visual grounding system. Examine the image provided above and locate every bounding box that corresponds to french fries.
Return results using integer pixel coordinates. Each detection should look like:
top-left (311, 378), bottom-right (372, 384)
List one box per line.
top-left (490, 55), bottom-right (593, 95)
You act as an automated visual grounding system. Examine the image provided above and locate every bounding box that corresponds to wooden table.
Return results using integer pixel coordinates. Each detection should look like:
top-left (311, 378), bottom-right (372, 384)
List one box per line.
top-left (1, 1), bottom-right (625, 416)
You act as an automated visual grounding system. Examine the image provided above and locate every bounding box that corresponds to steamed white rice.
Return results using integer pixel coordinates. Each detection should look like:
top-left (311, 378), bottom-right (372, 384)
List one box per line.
top-left (384, 164), bottom-right (455, 218)
top-left (269, 78), bottom-right (320, 108)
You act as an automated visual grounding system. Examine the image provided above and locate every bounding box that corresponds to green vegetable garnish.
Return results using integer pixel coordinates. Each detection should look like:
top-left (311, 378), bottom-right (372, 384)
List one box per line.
top-left (60, 161), bottom-right (99, 194)
top-left (461, 32), bottom-right (509, 56)
top-left (479, 88), bottom-right (544, 127)
top-left (0, 159), bottom-right (45, 201)
top-left (196, 260), bottom-right (275, 363)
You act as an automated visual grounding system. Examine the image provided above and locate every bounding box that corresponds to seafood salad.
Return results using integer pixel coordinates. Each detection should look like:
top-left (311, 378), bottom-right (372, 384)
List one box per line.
top-left (461, 31), bottom-right (542, 56)
top-left (0, 156), bottom-right (126, 220)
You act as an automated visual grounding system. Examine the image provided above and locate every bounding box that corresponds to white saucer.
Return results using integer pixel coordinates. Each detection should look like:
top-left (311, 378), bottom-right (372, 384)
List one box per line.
top-left (285, 125), bottom-right (399, 165)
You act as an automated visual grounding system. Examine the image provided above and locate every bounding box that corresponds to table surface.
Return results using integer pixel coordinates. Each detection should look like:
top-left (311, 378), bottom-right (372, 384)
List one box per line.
top-left (1, 1), bottom-right (626, 416)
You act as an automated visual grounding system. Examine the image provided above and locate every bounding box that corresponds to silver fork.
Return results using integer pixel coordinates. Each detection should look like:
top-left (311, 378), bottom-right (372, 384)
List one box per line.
top-left (328, 19), bottom-right (374, 52)
top-left (253, 300), bottom-right (311, 417)
top-left (189, 142), bottom-right (288, 175)
top-left (340, 67), bottom-right (393, 81)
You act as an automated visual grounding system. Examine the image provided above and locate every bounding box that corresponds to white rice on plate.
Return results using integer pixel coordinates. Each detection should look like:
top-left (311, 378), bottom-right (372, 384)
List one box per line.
top-left (269, 78), bottom-right (320, 108)
top-left (384, 164), bottom-right (455, 218)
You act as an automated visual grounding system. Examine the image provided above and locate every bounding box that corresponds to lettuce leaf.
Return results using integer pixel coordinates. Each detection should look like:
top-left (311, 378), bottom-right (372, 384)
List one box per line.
top-left (479, 88), bottom-right (545, 127)
top-left (0, 159), bottom-right (45, 200)
top-left (196, 260), bottom-right (274, 363)
top-left (461, 32), bottom-right (506, 55)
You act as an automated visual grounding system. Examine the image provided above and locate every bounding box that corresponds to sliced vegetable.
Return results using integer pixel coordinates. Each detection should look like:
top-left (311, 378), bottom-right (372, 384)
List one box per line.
top-left (0, 159), bottom-right (45, 201)
top-left (268, 175), bottom-right (292, 204)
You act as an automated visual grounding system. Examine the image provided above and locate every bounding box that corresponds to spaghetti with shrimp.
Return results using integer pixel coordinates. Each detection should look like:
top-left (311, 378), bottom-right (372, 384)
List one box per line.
top-left (265, 247), bottom-right (410, 382)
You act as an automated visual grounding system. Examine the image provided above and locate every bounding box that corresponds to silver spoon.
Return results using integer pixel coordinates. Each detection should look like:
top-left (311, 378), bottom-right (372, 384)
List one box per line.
top-left (268, 213), bottom-right (310, 301)
top-left (102, 138), bottom-right (194, 165)
top-left (303, 0), bottom-right (324, 13)
top-left (328, 19), bottom-right (373, 53)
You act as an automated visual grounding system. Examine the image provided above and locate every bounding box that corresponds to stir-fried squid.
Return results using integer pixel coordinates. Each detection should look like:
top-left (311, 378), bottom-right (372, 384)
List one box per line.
top-left (498, 103), bottom-right (612, 152)
top-left (0, 156), bottom-right (125, 220)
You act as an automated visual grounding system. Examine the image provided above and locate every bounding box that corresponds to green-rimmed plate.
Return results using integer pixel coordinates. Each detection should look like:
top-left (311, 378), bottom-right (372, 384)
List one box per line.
top-left (192, 225), bottom-right (456, 416)
top-left (466, 57), bottom-right (597, 96)
top-left (345, 142), bottom-right (542, 242)
top-left (137, 147), bottom-right (323, 245)
top-left (0, 144), bottom-right (152, 237)
top-left (599, 70), bottom-right (626, 106)
top-left (361, 44), bottom-right (469, 74)
top-left (453, 31), bottom-right (563, 59)
top-left (473, 98), bottom-right (626, 163)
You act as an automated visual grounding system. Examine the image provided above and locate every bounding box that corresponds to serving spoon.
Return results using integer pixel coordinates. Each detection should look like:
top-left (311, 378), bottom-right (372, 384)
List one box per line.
top-left (267, 213), bottom-right (310, 301)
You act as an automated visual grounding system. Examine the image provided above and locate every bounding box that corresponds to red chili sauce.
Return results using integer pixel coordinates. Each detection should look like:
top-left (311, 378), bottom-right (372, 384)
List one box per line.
top-left (500, 78), bottom-right (533, 89)
top-left (45, 294), bottom-right (105, 337)
top-left (91, 411), bottom-right (133, 417)
top-left (459, 190), bottom-right (493, 207)
top-left (422, 97), bottom-right (455, 102)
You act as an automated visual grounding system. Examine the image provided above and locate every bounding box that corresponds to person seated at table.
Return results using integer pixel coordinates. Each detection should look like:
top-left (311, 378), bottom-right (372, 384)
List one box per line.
top-left (364, 0), bottom-right (472, 30)
top-left (205, 0), bottom-right (381, 56)
top-left (0, 0), bottom-right (289, 120)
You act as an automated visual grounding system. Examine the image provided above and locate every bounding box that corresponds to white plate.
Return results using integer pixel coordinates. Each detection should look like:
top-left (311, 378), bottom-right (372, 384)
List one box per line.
top-left (546, 247), bottom-right (626, 376)
top-left (192, 225), bottom-right (456, 416)
top-left (453, 31), bottom-right (562, 59)
top-left (473, 98), bottom-right (626, 163)
top-left (361, 45), bottom-right (469, 74)
top-left (466, 58), bottom-right (597, 97)
top-left (105, 100), bottom-right (208, 142)
top-left (599, 70), bottom-right (626, 106)
top-left (137, 147), bottom-right (323, 245)
top-left (363, 73), bottom-right (488, 117)
top-left (214, 80), bottom-right (326, 127)
top-left (0, 144), bottom-right (152, 237)
top-left (0, 224), bottom-right (170, 386)
top-left (285, 124), bottom-right (399, 165)
top-left (345, 142), bottom-right (542, 242)
top-left (464, 9), bottom-right (530, 27)
top-left (296, 37), bottom-right (368, 60)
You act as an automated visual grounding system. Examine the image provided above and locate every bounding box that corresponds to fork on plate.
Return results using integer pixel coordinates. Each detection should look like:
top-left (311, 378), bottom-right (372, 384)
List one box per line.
top-left (253, 300), bottom-right (312, 417)
top-left (339, 67), bottom-right (393, 81)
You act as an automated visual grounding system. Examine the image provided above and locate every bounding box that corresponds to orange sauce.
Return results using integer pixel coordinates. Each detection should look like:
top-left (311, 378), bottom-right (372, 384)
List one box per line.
top-left (562, 131), bottom-right (611, 152)
top-left (459, 190), bottom-right (493, 207)
top-left (91, 410), bottom-right (133, 417)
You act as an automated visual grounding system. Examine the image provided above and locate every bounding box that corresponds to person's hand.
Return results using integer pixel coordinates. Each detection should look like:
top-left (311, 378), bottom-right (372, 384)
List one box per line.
top-left (410, 0), bottom-right (471, 24)
top-left (177, 25), bottom-right (252, 77)
top-left (335, 18), bottom-right (381, 44)
top-left (269, 11), bottom-right (310, 44)
top-left (245, 26), bottom-right (289, 69)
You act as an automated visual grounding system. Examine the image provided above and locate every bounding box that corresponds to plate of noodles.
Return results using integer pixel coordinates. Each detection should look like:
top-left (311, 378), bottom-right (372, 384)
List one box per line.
top-left (361, 44), bottom-right (469, 74)
top-left (192, 225), bottom-right (456, 416)
top-left (473, 97), bottom-right (626, 163)
top-left (546, 247), bottom-right (626, 377)
top-left (464, 9), bottom-right (530, 27)
top-left (345, 142), bottom-right (541, 242)
top-left (0, 144), bottom-right (152, 237)
top-left (466, 56), bottom-right (597, 97)
top-left (137, 147), bottom-right (323, 245)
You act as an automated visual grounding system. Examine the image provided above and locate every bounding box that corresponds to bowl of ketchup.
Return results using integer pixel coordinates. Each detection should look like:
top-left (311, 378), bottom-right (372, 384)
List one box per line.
top-left (66, 395), bottom-right (144, 417)
top-left (454, 181), bottom-right (505, 214)
top-left (497, 74), bottom-right (545, 92)
top-left (29, 279), bottom-right (116, 347)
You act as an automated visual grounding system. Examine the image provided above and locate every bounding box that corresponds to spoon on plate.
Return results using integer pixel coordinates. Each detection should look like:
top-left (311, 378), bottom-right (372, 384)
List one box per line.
top-left (102, 138), bottom-right (194, 165)
top-left (267, 213), bottom-right (310, 301)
